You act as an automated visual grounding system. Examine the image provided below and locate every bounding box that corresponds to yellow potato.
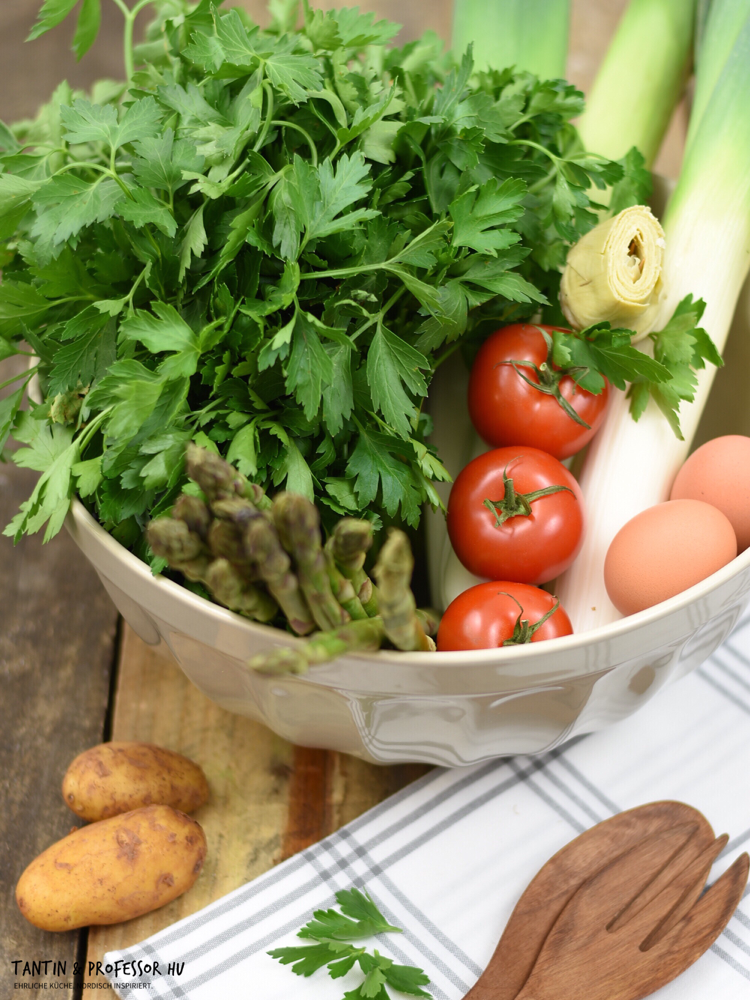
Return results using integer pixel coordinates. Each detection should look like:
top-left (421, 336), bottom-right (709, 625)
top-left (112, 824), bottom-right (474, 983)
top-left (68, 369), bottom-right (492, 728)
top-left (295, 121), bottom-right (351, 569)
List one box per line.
top-left (62, 741), bottom-right (209, 821)
top-left (16, 805), bottom-right (207, 931)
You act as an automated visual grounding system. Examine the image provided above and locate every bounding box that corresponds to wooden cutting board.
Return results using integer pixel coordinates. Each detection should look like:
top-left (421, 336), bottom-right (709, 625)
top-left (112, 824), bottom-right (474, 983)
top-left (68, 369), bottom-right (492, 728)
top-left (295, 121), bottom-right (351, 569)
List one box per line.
top-left (83, 627), bottom-right (430, 987)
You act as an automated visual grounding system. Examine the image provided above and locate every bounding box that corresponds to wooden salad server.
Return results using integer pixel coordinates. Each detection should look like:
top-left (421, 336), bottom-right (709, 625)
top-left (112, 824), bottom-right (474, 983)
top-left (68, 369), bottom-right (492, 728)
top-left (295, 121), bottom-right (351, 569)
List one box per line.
top-left (512, 826), bottom-right (749, 1000)
top-left (465, 800), bottom-right (716, 1000)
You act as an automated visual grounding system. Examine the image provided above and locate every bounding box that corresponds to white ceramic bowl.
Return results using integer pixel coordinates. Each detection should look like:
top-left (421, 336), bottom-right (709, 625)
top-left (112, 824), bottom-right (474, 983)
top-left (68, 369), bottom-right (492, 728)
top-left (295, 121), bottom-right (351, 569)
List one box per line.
top-left (63, 169), bottom-right (750, 766)
top-left (65, 253), bottom-right (750, 765)
top-left (67, 496), bottom-right (750, 766)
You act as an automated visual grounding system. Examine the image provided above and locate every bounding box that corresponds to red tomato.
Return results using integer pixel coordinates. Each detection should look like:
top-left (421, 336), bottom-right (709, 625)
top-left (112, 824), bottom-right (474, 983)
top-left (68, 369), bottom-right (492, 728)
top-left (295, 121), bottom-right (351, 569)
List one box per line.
top-left (447, 446), bottom-right (585, 584)
top-left (437, 582), bottom-right (573, 651)
top-left (468, 323), bottom-right (610, 460)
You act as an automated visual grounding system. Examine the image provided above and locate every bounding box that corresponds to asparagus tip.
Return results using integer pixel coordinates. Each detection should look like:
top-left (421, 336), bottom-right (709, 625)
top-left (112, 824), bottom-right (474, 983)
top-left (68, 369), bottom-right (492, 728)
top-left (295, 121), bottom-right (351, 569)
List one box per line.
top-left (249, 647), bottom-right (309, 676)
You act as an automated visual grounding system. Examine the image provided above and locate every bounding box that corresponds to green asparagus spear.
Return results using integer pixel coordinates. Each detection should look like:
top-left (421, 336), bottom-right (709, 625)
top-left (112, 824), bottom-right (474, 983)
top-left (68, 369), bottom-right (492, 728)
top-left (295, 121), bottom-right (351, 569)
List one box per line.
top-left (202, 495), bottom-right (262, 579)
top-left (207, 520), bottom-right (259, 579)
top-left (325, 554), bottom-right (368, 620)
top-left (273, 493), bottom-right (349, 632)
top-left (185, 443), bottom-right (272, 509)
top-left (327, 518), bottom-right (379, 615)
top-left (373, 529), bottom-right (435, 652)
top-left (329, 518), bottom-right (374, 575)
top-left (204, 559), bottom-right (278, 621)
top-left (147, 518), bottom-right (212, 583)
top-left (172, 494), bottom-right (211, 541)
top-left (249, 618), bottom-right (386, 675)
top-left (244, 515), bottom-right (316, 636)
top-left (209, 496), bottom-right (260, 523)
top-left (356, 576), bottom-right (380, 617)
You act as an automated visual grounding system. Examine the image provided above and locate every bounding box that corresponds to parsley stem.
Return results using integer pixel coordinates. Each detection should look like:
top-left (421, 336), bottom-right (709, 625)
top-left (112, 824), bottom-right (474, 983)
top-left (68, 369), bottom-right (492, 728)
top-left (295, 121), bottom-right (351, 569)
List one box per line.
top-left (568, 150), bottom-right (612, 164)
top-left (125, 264), bottom-right (150, 315)
top-left (55, 161), bottom-right (112, 178)
top-left (350, 287), bottom-right (406, 344)
top-left (270, 121), bottom-right (318, 167)
top-left (299, 262), bottom-right (381, 280)
top-left (253, 82), bottom-right (275, 153)
top-left (508, 138), bottom-right (560, 166)
top-left (186, 398), bottom-right (227, 422)
top-left (528, 164), bottom-right (558, 195)
top-left (77, 406), bottom-right (113, 453)
top-left (110, 0), bottom-right (157, 81)
top-left (55, 159), bottom-right (133, 199)
top-left (433, 340), bottom-right (462, 370)
top-left (0, 366), bottom-right (37, 392)
top-left (299, 219), bottom-right (444, 282)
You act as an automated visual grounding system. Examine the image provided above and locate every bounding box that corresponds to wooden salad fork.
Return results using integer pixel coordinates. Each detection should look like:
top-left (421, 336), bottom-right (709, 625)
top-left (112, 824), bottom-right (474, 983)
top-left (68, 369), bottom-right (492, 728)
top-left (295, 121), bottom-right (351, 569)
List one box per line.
top-left (513, 826), bottom-right (749, 1000)
top-left (465, 801), bottom-right (716, 1000)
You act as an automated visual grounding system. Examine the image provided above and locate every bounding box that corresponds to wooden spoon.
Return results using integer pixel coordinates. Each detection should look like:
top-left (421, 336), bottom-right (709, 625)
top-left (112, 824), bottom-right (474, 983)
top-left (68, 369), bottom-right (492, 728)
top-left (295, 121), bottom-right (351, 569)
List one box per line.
top-left (514, 826), bottom-right (749, 1000)
top-left (465, 801), bottom-right (715, 1000)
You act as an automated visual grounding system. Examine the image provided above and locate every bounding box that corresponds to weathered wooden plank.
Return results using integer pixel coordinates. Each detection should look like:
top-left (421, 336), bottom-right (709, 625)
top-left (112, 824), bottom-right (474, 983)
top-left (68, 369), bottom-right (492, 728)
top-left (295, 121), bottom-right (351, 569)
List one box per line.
top-left (1, 363), bottom-right (119, 1000)
top-left (0, 6), bottom-right (126, 985)
top-left (0, 5), bottom-right (134, 989)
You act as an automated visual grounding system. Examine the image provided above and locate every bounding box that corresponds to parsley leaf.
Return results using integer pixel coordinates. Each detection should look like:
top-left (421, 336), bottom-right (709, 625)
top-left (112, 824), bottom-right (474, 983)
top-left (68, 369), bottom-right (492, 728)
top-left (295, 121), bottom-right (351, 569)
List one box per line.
top-left (131, 128), bottom-right (205, 195)
top-left (550, 324), bottom-right (671, 394)
top-left (119, 302), bottom-right (200, 379)
top-left (31, 175), bottom-right (124, 261)
top-left (269, 885), bottom-right (432, 1000)
top-left (383, 965), bottom-right (433, 998)
top-left (60, 97), bottom-right (162, 151)
top-left (367, 325), bottom-right (429, 438)
top-left (608, 147), bottom-right (652, 216)
top-left (628, 295), bottom-right (720, 438)
top-left (299, 889), bottom-right (402, 940)
top-left (348, 426), bottom-right (423, 527)
top-left (47, 307), bottom-right (112, 395)
top-left (27, 0), bottom-right (79, 41)
top-left (4, 422), bottom-right (78, 543)
top-left (450, 177), bottom-right (526, 255)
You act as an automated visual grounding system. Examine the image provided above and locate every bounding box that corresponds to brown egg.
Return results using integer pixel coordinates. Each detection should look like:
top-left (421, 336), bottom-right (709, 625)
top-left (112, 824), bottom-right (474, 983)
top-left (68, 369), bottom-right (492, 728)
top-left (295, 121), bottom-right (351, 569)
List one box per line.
top-left (670, 435), bottom-right (750, 552)
top-left (604, 500), bottom-right (737, 616)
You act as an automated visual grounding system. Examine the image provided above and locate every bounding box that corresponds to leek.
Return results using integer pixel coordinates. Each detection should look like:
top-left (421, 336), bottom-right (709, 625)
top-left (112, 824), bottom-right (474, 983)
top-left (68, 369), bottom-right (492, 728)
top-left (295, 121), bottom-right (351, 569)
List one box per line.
top-left (577, 0), bottom-right (697, 167)
top-left (686, 0), bottom-right (750, 154)
top-left (451, 0), bottom-right (570, 78)
top-left (556, 11), bottom-right (750, 632)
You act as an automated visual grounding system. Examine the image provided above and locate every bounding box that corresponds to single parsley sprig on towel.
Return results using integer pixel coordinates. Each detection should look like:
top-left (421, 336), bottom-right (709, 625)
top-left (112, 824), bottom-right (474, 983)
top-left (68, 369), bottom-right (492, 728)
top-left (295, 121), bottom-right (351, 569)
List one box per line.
top-left (269, 887), bottom-right (433, 999)
top-left (1, 0), bottom-right (649, 559)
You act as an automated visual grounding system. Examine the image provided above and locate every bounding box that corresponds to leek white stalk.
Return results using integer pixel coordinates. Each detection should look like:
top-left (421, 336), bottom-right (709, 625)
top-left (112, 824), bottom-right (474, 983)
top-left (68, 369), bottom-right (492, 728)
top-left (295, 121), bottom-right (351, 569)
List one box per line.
top-left (556, 13), bottom-right (750, 632)
top-left (451, 0), bottom-right (570, 78)
top-left (576, 0), bottom-right (697, 167)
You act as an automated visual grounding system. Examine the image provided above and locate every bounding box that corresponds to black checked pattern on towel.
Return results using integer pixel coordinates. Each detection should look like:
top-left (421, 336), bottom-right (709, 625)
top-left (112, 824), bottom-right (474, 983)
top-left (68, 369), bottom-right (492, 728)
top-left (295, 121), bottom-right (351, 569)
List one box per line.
top-left (107, 612), bottom-right (750, 999)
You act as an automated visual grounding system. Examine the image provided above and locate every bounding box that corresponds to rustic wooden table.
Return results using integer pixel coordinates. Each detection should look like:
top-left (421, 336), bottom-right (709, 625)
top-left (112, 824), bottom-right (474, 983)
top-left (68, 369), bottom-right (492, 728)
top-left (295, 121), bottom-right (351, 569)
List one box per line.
top-left (1, 1), bottom-right (685, 996)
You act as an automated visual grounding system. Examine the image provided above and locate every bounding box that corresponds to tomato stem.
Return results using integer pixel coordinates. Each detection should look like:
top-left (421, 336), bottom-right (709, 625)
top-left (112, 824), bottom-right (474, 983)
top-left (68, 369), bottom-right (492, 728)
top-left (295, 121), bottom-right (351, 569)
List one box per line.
top-left (483, 465), bottom-right (574, 527)
top-left (504, 359), bottom-right (592, 429)
top-left (500, 593), bottom-right (561, 645)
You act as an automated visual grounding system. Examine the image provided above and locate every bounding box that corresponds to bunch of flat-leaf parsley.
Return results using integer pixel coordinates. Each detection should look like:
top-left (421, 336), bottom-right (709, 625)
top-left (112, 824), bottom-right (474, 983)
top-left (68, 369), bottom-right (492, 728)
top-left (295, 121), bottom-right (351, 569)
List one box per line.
top-left (0, 0), bottom-right (646, 564)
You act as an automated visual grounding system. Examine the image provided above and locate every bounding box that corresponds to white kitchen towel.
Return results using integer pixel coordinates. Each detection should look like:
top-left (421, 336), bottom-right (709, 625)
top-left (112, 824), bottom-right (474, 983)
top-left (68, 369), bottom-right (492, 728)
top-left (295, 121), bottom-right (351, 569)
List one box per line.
top-left (104, 614), bottom-right (750, 999)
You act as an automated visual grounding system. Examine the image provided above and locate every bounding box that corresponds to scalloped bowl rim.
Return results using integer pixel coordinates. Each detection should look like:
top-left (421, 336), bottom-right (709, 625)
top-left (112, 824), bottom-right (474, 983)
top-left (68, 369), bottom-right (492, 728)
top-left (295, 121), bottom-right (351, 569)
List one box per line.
top-left (69, 494), bottom-right (750, 674)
